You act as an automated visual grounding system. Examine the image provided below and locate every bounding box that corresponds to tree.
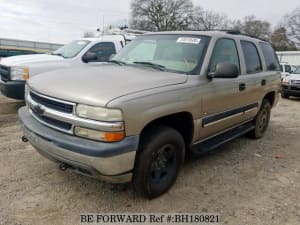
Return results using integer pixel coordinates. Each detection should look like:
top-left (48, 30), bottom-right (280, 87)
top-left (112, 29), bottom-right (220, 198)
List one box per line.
top-left (270, 27), bottom-right (297, 51)
top-left (191, 6), bottom-right (231, 30)
top-left (285, 7), bottom-right (300, 49)
top-left (130, 0), bottom-right (194, 31)
top-left (233, 16), bottom-right (271, 40)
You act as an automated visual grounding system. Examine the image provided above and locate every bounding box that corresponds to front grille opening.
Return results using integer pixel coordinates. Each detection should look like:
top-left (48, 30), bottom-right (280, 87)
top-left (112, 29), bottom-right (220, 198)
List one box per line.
top-left (33, 112), bottom-right (72, 130)
top-left (0, 65), bottom-right (10, 82)
top-left (30, 91), bottom-right (73, 113)
top-left (291, 86), bottom-right (300, 91)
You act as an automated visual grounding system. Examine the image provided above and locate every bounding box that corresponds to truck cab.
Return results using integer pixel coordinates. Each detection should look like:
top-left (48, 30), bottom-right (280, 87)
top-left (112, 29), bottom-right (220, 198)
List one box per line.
top-left (280, 62), bottom-right (292, 79)
top-left (0, 35), bottom-right (126, 100)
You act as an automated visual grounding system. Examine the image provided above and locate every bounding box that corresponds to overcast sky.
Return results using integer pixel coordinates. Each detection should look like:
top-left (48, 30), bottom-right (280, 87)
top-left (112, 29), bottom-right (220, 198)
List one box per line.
top-left (0, 0), bottom-right (299, 44)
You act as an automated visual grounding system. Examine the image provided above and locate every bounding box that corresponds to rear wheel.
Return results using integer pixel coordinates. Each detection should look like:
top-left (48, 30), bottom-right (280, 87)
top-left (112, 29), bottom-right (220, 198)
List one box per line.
top-left (133, 126), bottom-right (185, 199)
top-left (247, 99), bottom-right (271, 139)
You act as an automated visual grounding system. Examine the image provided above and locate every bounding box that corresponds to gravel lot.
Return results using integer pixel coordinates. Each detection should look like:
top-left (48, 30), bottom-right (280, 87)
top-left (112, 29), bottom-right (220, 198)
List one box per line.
top-left (0, 93), bottom-right (300, 225)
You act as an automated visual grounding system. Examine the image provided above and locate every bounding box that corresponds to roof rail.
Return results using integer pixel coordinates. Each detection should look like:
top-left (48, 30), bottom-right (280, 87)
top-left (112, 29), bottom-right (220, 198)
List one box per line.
top-left (189, 29), bottom-right (240, 34)
top-left (189, 29), bottom-right (268, 42)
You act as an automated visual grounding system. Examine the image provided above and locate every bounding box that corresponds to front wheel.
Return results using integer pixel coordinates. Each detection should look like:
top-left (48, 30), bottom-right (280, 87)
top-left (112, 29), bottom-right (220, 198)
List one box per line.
top-left (247, 99), bottom-right (271, 139)
top-left (133, 126), bottom-right (185, 199)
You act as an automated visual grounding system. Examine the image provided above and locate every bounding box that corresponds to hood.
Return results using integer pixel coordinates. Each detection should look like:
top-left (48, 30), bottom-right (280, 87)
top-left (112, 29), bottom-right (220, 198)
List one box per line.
top-left (288, 73), bottom-right (300, 81)
top-left (28, 64), bottom-right (188, 107)
top-left (0, 54), bottom-right (64, 67)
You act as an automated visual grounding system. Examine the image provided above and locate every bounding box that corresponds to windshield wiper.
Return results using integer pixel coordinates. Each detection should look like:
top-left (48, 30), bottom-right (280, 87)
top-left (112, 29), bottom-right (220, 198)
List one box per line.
top-left (51, 53), bottom-right (65, 58)
top-left (108, 60), bottom-right (127, 66)
top-left (133, 61), bottom-right (166, 71)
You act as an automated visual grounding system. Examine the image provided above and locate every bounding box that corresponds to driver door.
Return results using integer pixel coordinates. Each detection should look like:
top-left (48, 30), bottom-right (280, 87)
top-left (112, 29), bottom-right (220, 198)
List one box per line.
top-left (199, 38), bottom-right (245, 139)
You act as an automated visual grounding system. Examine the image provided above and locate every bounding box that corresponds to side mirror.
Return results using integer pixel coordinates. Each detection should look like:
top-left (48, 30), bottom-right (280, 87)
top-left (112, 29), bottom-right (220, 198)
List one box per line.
top-left (208, 63), bottom-right (239, 78)
top-left (82, 52), bottom-right (97, 63)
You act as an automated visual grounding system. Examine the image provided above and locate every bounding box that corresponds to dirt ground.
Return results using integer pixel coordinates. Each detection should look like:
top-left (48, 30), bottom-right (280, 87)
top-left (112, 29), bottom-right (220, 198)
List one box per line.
top-left (0, 93), bottom-right (300, 225)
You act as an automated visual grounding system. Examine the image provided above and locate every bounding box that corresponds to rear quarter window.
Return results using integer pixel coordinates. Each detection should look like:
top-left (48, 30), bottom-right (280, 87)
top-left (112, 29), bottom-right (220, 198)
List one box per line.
top-left (241, 41), bottom-right (262, 74)
top-left (259, 42), bottom-right (280, 71)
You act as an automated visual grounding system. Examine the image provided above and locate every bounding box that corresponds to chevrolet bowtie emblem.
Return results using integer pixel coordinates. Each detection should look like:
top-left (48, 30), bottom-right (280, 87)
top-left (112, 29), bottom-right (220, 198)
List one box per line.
top-left (32, 104), bottom-right (45, 116)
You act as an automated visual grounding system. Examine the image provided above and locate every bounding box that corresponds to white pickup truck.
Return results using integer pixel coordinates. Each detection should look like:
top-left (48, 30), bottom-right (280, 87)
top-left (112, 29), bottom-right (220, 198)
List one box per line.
top-left (0, 35), bottom-right (127, 99)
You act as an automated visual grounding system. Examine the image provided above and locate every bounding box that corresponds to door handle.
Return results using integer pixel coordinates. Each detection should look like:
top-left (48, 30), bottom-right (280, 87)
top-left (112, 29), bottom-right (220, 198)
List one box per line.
top-left (261, 79), bottom-right (266, 86)
top-left (239, 83), bottom-right (246, 91)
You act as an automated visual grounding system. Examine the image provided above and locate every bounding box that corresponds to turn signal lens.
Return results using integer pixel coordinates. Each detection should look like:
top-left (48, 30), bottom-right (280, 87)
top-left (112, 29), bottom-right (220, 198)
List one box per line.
top-left (74, 127), bottom-right (125, 142)
top-left (104, 131), bottom-right (125, 142)
top-left (23, 68), bottom-right (29, 80)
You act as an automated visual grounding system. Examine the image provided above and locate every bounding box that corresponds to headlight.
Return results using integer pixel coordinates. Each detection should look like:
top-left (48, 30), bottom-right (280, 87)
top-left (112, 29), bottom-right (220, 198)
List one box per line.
top-left (11, 67), bottom-right (29, 80)
top-left (24, 84), bottom-right (30, 105)
top-left (25, 84), bottom-right (29, 96)
top-left (76, 104), bottom-right (123, 122)
top-left (74, 127), bottom-right (125, 142)
top-left (282, 78), bottom-right (290, 85)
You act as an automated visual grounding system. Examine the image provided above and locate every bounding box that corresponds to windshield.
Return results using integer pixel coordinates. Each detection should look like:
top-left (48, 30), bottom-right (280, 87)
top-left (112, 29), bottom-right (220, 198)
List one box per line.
top-left (294, 67), bottom-right (300, 74)
top-left (52, 40), bottom-right (90, 58)
top-left (113, 34), bottom-right (210, 74)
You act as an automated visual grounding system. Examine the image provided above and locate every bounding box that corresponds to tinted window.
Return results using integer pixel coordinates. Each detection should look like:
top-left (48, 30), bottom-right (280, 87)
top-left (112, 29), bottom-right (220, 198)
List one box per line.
top-left (241, 41), bottom-right (262, 74)
top-left (259, 43), bottom-right (280, 71)
top-left (209, 38), bottom-right (240, 73)
top-left (85, 42), bottom-right (116, 62)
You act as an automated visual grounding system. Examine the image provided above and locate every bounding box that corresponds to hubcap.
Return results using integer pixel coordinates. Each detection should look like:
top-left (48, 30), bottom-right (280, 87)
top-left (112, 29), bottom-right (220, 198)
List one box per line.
top-left (150, 144), bottom-right (176, 184)
top-left (258, 107), bottom-right (268, 132)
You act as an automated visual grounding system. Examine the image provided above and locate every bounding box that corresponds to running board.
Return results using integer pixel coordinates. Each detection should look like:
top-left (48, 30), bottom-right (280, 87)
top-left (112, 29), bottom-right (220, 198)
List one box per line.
top-left (190, 122), bottom-right (255, 156)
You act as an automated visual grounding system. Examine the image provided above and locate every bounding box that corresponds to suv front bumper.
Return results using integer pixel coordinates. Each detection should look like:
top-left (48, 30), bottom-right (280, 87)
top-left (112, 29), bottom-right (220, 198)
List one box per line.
top-left (0, 79), bottom-right (25, 99)
top-left (18, 107), bottom-right (139, 183)
top-left (282, 85), bottom-right (300, 97)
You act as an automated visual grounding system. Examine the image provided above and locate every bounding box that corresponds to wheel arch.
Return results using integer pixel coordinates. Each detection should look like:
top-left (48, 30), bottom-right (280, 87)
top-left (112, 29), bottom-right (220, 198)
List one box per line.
top-left (139, 112), bottom-right (195, 147)
top-left (263, 91), bottom-right (276, 107)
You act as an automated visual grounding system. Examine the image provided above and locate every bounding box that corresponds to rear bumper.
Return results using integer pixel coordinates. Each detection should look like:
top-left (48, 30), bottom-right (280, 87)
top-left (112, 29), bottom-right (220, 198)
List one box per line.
top-left (0, 79), bottom-right (25, 99)
top-left (18, 106), bottom-right (139, 183)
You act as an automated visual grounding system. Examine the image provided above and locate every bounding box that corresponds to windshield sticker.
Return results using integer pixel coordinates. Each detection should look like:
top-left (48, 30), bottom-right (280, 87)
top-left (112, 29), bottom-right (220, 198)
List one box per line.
top-left (176, 37), bottom-right (201, 44)
top-left (77, 41), bottom-right (87, 45)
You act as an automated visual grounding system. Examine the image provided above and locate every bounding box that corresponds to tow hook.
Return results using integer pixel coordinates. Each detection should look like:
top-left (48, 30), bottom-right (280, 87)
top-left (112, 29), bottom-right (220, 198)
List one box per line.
top-left (59, 163), bottom-right (69, 171)
top-left (22, 136), bottom-right (28, 142)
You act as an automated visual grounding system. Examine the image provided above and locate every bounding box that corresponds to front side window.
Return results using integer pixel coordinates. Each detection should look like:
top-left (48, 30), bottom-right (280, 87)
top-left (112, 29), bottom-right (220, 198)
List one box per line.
top-left (259, 42), bottom-right (280, 71)
top-left (84, 42), bottom-right (116, 62)
top-left (52, 40), bottom-right (90, 58)
top-left (285, 65), bottom-right (292, 73)
top-left (241, 41), bottom-right (262, 74)
top-left (209, 38), bottom-right (240, 73)
top-left (113, 35), bottom-right (210, 74)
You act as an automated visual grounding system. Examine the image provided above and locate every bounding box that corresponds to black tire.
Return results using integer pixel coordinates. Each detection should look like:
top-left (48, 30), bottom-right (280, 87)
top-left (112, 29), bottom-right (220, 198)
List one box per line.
top-left (281, 92), bottom-right (289, 99)
top-left (133, 126), bottom-right (185, 199)
top-left (247, 99), bottom-right (271, 139)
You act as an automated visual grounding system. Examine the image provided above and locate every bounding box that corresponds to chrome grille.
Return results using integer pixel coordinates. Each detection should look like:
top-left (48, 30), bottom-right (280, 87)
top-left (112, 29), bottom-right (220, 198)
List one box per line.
top-left (291, 80), bottom-right (300, 85)
top-left (30, 91), bottom-right (74, 113)
top-left (28, 91), bottom-right (75, 133)
top-left (26, 89), bottom-right (124, 135)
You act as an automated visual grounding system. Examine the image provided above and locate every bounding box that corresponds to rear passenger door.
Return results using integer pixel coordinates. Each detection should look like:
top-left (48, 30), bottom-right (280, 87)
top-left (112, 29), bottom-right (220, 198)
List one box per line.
top-left (237, 40), bottom-right (267, 121)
